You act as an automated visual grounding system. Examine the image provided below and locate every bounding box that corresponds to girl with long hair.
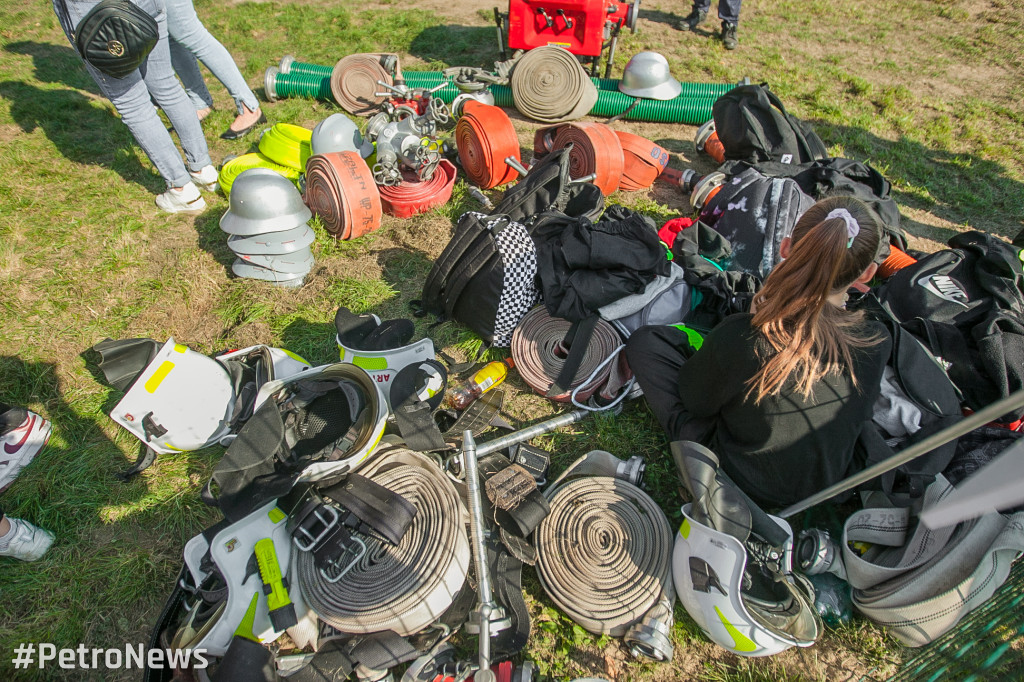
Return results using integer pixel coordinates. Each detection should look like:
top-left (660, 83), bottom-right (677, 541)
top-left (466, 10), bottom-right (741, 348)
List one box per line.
top-left (625, 196), bottom-right (892, 506)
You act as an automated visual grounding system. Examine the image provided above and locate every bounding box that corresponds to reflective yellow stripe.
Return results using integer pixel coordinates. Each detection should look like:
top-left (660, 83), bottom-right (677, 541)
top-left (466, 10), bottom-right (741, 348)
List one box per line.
top-left (173, 344), bottom-right (187, 354)
top-left (680, 518), bottom-right (691, 539)
top-left (268, 507), bottom-right (286, 524)
top-left (280, 349), bottom-right (309, 365)
top-left (337, 346), bottom-right (346, 361)
top-left (144, 361), bottom-right (175, 393)
top-left (352, 356), bottom-right (388, 371)
top-left (715, 606), bottom-right (758, 653)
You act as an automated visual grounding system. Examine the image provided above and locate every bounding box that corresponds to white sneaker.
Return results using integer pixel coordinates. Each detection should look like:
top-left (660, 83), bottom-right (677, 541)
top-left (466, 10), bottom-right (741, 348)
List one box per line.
top-left (0, 517), bottom-right (54, 561)
top-left (0, 409), bottom-right (51, 491)
top-left (156, 182), bottom-right (206, 214)
top-left (190, 164), bottom-right (220, 193)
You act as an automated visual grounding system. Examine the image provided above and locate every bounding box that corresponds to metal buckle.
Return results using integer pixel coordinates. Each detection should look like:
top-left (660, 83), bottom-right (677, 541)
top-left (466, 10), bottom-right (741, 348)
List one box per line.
top-left (292, 504), bottom-right (340, 552)
top-left (319, 535), bottom-right (367, 583)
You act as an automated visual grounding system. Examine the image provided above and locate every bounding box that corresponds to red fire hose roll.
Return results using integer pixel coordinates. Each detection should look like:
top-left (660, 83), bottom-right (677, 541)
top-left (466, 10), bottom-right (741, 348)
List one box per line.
top-left (456, 100), bottom-right (521, 189)
top-left (614, 131), bottom-right (670, 192)
top-left (379, 159), bottom-right (457, 219)
top-left (305, 152), bottom-right (382, 240)
top-left (534, 122), bottom-right (624, 196)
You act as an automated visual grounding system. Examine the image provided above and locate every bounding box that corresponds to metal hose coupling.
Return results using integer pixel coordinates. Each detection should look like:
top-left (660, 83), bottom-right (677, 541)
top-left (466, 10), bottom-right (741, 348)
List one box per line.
top-left (623, 579), bottom-right (676, 662)
top-left (546, 449), bottom-right (645, 491)
top-left (796, 528), bottom-right (848, 581)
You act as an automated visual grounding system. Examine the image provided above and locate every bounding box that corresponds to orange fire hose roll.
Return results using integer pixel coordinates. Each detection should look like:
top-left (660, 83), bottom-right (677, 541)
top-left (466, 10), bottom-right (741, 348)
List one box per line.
top-left (304, 152), bottom-right (382, 240)
top-left (614, 131), bottom-right (670, 192)
top-left (533, 122), bottom-right (624, 196)
top-left (878, 245), bottom-right (918, 279)
top-left (456, 100), bottom-right (521, 189)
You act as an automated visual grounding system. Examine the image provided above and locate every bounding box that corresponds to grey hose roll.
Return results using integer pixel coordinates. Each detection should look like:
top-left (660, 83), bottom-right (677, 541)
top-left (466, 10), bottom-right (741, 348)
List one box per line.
top-left (297, 447), bottom-right (470, 636)
top-left (534, 476), bottom-right (673, 637)
top-left (510, 46), bottom-right (598, 124)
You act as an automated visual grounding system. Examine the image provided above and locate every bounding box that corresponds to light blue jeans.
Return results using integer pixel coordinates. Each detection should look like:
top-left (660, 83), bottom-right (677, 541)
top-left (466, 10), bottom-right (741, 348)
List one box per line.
top-left (53, 0), bottom-right (211, 189)
top-left (165, 0), bottom-right (259, 115)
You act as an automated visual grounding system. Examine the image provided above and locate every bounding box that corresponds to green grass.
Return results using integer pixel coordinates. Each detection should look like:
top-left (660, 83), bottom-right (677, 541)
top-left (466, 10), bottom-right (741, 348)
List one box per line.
top-left (1, 0), bottom-right (1023, 680)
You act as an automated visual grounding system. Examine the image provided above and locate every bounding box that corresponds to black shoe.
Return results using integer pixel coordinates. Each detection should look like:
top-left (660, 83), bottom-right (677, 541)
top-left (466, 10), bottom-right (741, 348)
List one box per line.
top-left (679, 9), bottom-right (708, 31)
top-left (220, 112), bottom-right (267, 140)
top-left (722, 21), bottom-right (738, 50)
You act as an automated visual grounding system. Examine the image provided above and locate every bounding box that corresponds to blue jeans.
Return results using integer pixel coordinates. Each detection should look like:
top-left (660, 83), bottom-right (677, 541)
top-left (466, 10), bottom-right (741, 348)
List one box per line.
top-left (694, 0), bottom-right (742, 24)
top-left (165, 0), bottom-right (259, 115)
top-left (53, 0), bottom-right (211, 189)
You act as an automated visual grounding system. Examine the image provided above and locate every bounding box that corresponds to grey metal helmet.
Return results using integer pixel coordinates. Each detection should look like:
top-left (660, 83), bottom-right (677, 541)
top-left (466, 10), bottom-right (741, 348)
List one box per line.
top-left (619, 52), bottom-right (682, 100)
top-left (219, 168), bottom-right (312, 236)
top-left (310, 114), bottom-right (374, 158)
top-left (234, 248), bottom-right (314, 274)
top-left (227, 224), bottom-right (315, 255)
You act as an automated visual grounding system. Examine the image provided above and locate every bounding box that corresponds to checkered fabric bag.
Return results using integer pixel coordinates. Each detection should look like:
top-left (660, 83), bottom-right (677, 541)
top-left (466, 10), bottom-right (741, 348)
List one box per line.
top-left (418, 211), bottom-right (539, 347)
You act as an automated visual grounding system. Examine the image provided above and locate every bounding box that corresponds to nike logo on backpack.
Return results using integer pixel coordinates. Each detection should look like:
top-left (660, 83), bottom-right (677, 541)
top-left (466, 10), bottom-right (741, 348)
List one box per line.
top-left (4, 415), bottom-right (35, 454)
top-left (918, 275), bottom-right (969, 308)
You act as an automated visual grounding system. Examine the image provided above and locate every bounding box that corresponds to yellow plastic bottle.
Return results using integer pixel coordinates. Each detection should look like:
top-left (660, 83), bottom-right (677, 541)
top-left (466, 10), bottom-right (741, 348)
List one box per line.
top-left (446, 358), bottom-right (515, 410)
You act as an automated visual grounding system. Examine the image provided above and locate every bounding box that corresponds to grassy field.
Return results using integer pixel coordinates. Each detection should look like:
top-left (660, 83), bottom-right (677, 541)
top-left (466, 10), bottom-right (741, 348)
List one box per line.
top-left (1, 0), bottom-right (1022, 680)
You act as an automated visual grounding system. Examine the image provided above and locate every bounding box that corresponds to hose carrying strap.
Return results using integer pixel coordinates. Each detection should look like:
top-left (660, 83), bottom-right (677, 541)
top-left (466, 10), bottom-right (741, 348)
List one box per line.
top-left (535, 472), bottom-right (673, 639)
top-left (296, 447), bottom-right (470, 636)
top-left (511, 307), bottom-right (626, 404)
top-left (841, 475), bottom-right (1024, 647)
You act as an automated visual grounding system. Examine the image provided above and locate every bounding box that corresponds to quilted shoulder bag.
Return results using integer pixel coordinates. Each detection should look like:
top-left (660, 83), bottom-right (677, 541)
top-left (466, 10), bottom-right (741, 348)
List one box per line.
top-left (66, 0), bottom-right (159, 79)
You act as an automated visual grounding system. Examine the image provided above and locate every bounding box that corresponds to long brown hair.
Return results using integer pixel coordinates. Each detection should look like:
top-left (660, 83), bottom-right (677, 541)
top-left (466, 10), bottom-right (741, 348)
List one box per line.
top-left (747, 196), bottom-right (883, 402)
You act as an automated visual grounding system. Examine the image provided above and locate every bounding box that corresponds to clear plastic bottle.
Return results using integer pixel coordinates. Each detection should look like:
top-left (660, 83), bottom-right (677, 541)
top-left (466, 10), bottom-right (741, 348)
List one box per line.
top-left (445, 358), bottom-right (515, 410)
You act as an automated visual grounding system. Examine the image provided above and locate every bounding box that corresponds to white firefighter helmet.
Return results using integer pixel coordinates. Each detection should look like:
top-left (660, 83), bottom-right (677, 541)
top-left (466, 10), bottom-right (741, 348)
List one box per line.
top-left (673, 503), bottom-right (820, 657)
top-left (251, 362), bottom-right (388, 482)
top-left (174, 501), bottom-right (295, 657)
top-left (109, 338), bottom-right (235, 455)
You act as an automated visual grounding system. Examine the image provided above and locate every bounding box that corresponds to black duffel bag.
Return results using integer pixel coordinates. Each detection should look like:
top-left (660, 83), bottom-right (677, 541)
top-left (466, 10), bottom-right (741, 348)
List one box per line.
top-left (66, 0), bottom-right (159, 79)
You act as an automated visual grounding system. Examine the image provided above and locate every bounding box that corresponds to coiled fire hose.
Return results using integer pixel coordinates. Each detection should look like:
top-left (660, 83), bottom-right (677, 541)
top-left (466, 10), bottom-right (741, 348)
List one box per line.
top-left (455, 100), bottom-right (521, 190)
top-left (258, 123), bottom-right (313, 171)
top-left (296, 447), bottom-right (470, 636)
top-left (535, 472), bottom-right (675, 660)
top-left (304, 151), bottom-right (383, 239)
top-left (330, 53), bottom-right (400, 115)
top-left (218, 152), bottom-right (302, 196)
top-left (534, 122), bottom-right (624, 196)
top-left (614, 131), bottom-right (670, 192)
top-left (510, 307), bottom-right (621, 403)
top-left (378, 159), bottom-right (457, 219)
top-left (509, 46), bottom-right (598, 124)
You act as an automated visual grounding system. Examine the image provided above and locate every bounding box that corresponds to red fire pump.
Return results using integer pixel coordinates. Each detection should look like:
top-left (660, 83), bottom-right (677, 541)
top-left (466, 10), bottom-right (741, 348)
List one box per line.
top-left (494, 0), bottom-right (641, 77)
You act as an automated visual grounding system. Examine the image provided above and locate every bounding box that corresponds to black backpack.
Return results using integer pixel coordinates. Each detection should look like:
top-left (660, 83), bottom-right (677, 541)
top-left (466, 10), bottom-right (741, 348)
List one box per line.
top-left (872, 231), bottom-right (1024, 423)
top-left (699, 166), bottom-right (814, 277)
top-left (720, 157), bottom-right (908, 252)
top-left (712, 84), bottom-right (829, 165)
top-left (417, 148), bottom-right (603, 346)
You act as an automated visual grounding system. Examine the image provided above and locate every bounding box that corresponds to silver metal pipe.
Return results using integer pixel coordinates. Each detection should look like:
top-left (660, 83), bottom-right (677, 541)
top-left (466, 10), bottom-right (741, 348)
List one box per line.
top-left (504, 156), bottom-right (529, 177)
top-left (462, 431), bottom-right (493, 673)
top-left (779, 388), bottom-right (1024, 519)
top-left (475, 409), bottom-right (588, 458)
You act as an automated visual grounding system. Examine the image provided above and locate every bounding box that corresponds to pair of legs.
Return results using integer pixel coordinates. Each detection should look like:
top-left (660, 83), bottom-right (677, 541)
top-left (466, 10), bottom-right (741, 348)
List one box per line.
top-left (54, 0), bottom-right (215, 211)
top-left (164, 0), bottom-right (264, 136)
top-left (682, 0), bottom-right (742, 49)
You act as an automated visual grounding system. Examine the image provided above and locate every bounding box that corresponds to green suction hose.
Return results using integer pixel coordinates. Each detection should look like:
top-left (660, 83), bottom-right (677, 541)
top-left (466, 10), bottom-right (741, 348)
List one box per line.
top-left (279, 57), bottom-right (334, 79)
top-left (268, 61), bottom-right (723, 124)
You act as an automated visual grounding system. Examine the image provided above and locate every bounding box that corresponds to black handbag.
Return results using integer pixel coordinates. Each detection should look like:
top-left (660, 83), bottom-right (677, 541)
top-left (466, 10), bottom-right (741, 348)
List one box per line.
top-left (68, 0), bottom-right (159, 79)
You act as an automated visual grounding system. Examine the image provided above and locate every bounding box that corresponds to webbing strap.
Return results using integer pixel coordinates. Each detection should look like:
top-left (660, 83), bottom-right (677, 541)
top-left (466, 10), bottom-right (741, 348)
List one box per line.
top-left (547, 314), bottom-right (600, 398)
